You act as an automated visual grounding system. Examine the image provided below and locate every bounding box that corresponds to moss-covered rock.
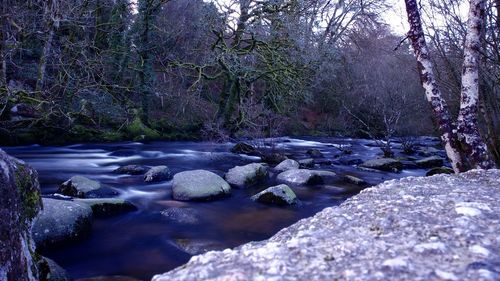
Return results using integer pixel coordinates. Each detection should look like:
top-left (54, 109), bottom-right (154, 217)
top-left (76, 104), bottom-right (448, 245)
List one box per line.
top-left (251, 184), bottom-right (299, 206)
top-left (0, 149), bottom-right (42, 280)
top-left (126, 116), bottom-right (161, 140)
top-left (225, 163), bottom-right (268, 188)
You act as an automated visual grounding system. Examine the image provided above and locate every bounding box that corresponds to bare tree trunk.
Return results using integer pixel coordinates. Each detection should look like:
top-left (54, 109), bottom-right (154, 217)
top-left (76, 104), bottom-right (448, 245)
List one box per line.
top-left (456, 0), bottom-right (495, 169)
top-left (404, 0), bottom-right (466, 173)
top-left (0, 1), bottom-right (8, 86)
top-left (36, 0), bottom-right (60, 91)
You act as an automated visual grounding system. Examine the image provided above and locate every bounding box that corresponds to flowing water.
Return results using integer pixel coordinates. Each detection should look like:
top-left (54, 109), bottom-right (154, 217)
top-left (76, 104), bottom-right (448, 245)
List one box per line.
top-left (3, 136), bottom-right (445, 280)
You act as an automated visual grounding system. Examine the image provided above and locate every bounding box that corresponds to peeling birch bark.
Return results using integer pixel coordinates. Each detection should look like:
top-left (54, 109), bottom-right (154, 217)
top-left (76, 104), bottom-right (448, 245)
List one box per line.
top-left (457, 0), bottom-right (495, 169)
top-left (404, 0), bottom-right (465, 173)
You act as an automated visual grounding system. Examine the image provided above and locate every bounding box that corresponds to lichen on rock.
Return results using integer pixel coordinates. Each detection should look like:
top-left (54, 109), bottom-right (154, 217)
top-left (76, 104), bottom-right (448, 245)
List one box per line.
top-left (0, 149), bottom-right (42, 280)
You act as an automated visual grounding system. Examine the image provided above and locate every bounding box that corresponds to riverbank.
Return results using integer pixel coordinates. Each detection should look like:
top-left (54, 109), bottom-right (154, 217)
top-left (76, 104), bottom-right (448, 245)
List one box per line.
top-left (153, 169), bottom-right (500, 281)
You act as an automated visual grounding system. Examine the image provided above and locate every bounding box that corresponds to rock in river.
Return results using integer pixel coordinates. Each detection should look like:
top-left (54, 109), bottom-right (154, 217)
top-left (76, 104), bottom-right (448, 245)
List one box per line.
top-left (306, 149), bottom-right (324, 158)
top-left (58, 175), bottom-right (118, 198)
top-left (426, 166), bottom-right (454, 176)
top-left (144, 165), bottom-right (173, 183)
top-left (274, 159), bottom-right (300, 172)
top-left (32, 198), bottom-right (93, 250)
top-left (161, 208), bottom-right (199, 225)
top-left (251, 184), bottom-right (298, 206)
top-left (113, 165), bottom-right (149, 175)
top-left (225, 163), bottom-right (268, 188)
top-left (276, 169), bottom-right (336, 186)
top-left (74, 198), bottom-right (137, 217)
top-left (261, 153), bottom-right (288, 165)
top-left (37, 256), bottom-right (72, 281)
top-left (415, 156), bottom-right (444, 168)
top-left (359, 158), bottom-right (403, 172)
top-left (152, 169), bottom-right (500, 281)
top-left (231, 142), bottom-right (257, 155)
top-left (298, 158), bottom-right (315, 168)
top-left (0, 149), bottom-right (42, 280)
top-left (172, 170), bottom-right (231, 201)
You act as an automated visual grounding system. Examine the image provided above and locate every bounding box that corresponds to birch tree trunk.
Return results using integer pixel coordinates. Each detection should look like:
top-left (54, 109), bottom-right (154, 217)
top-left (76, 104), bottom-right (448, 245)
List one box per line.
top-left (404, 0), bottom-right (466, 173)
top-left (456, 0), bottom-right (495, 169)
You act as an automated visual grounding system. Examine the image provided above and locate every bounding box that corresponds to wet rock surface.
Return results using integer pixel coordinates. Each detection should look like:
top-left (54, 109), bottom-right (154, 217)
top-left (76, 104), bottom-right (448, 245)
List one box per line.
top-left (144, 166), bottom-right (172, 183)
top-left (172, 170), bottom-right (231, 201)
top-left (360, 158), bottom-right (403, 172)
top-left (274, 159), bottom-right (300, 172)
top-left (74, 198), bottom-right (137, 217)
top-left (59, 176), bottom-right (117, 198)
top-left (225, 163), bottom-right (268, 188)
top-left (0, 149), bottom-right (42, 280)
top-left (114, 165), bottom-right (149, 175)
top-left (153, 169), bottom-right (500, 281)
top-left (276, 169), bottom-right (336, 185)
top-left (251, 184), bottom-right (298, 206)
top-left (32, 198), bottom-right (93, 250)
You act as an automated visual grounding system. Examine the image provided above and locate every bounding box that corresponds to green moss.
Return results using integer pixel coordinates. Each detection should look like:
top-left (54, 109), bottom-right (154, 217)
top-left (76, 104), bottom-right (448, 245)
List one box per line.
top-left (100, 131), bottom-right (125, 142)
top-left (14, 164), bottom-right (41, 229)
top-left (126, 116), bottom-right (161, 140)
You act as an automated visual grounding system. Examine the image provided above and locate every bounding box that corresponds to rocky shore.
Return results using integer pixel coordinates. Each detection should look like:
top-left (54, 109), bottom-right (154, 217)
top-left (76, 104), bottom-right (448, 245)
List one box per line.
top-left (153, 169), bottom-right (500, 281)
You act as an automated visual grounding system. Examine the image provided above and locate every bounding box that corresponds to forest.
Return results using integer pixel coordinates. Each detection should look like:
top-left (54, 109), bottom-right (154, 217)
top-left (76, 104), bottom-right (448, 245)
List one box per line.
top-left (0, 0), bottom-right (496, 159)
top-left (1, 1), bottom-right (500, 280)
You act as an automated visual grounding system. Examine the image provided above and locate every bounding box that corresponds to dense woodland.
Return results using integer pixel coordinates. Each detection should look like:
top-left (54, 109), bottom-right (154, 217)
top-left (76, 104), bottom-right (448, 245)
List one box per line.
top-left (0, 0), bottom-right (498, 165)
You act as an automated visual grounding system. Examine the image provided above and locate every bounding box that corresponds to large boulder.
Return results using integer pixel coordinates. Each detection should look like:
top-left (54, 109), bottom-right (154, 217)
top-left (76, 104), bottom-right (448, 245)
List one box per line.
top-left (0, 149), bottom-right (42, 280)
top-left (274, 159), bottom-right (300, 172)
top-left (172, 170), bottom-right (231, 201)
top-left (58, 176), bottom-right (117, 198)
top-left (144, 166), bottom-right (172, 183)
top-left (152, 169), bottom-right (500, 281)
top-left (74, 198), bottom-right (137, 217)
top-left (276, 169), bottom-right (337, 186)
top-left (251, 184), bottom-right (298, 206)
top-left (113, 165), bottom-right (148, 175)
top-left (359, 158), bottom-right (403, 172)
top-left (225, 163), bottom-right (268, 188)
top-left (416, 156), bottom-right (444, 168)
top-left (32, 198), bottom-right (93, 250)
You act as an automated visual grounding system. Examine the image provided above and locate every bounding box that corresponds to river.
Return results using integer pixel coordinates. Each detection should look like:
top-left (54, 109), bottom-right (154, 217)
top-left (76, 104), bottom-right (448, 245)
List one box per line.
top-left (3, 136), bottom-right (445, 280)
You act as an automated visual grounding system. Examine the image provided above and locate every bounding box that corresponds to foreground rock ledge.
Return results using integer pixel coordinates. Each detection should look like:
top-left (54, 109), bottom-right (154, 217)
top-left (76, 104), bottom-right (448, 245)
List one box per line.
top-left (153, 169), bottom-right (500, 281)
